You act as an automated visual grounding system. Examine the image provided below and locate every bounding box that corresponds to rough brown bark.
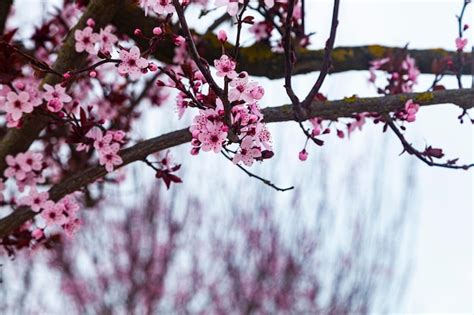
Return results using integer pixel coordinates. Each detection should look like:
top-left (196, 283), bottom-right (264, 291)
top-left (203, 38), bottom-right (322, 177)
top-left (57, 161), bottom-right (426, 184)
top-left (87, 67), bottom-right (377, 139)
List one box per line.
top-left (1, 88), bottom-right (473, 239)
top-left (0, 0), bottom-right (125, 175)
top-left (0, 0), bottom-right (13, 35)
top-left (112, 4), bottom-right (472, 79)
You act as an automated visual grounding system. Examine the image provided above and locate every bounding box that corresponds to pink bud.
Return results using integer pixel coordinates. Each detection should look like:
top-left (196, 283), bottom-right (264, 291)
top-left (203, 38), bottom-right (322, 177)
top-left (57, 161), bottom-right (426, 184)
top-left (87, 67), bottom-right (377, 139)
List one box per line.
top-left (14, 81), bottom-right (25, 90)
top-left (464, 24), bottom-right (469, 31)
top-left (89, 70), bottom-right (97, 78)
top-left (32, 229), bottom-right (44, 240)
top-left (63, 72), bottom-right (72, 79)
top-left (174, 35), bottom-right (186, 46)
top-left (153, 27), bottom-right (163, 36)
top-left (217, 30), bottom-right (228, 43)
top-left (148, 62), bottom-right (158, 72)
top-left (190, 147), bottom-right (200, 155)
top-left (134, 28), bottom-right (142, 36)
top-left (47, 98), bottom-right (63, 112)
top-left (298, 149), bottom-right (308, 161)
top-left (86, 18), bottom-right (95, 27)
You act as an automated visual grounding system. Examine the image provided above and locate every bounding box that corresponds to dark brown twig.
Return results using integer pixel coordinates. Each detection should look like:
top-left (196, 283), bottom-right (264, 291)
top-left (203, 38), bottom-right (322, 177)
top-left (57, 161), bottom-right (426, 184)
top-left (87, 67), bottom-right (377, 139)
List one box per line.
top-left (221, 150), bottom-right (294, 192)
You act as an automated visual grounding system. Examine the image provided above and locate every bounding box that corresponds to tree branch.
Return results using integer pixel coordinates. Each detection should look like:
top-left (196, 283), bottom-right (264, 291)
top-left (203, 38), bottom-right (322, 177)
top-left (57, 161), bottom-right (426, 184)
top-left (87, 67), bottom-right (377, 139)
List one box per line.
top-left (0, 0), bottom-right (13, 35)
top-left (111, 4), bottom-right (473, 79)
top-left (1, 88), bottom-right (473, 238)
top-left (0, 0), bottom-right (126, 175)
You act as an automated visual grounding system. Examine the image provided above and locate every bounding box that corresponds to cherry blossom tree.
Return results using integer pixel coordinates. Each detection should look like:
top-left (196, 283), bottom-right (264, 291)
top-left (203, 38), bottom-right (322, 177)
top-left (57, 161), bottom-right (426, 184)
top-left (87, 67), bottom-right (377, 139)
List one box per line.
top-left (0, 0), bottom-right (471, 265)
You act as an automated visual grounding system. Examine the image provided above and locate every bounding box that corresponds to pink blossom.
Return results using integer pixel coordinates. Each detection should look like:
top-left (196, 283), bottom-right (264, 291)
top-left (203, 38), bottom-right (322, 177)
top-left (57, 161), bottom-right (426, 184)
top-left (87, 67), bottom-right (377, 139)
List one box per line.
top-left (41, 202), bottom-right (68, 226)
top-left (250, 22), bottom-right (270, 41)
top-left (43, 84), bottom-right (72, 103)
top-left (74, 26), bottom-right (98, 54)
top-left (139, 0), bottom-right (154, 15)
top-left (99, 150), bottom-right (123, 172)
top-left (214, 54), bottom-right (237, 78)
top-left (402, 55), bottom-right (419, 84)
top-left (4, 155), bottom-right (27, 181)
top-left (63, 218), bottom-right (82, 238)
top-left (98, 25), bottom-right (118, 54)
top-left (404, 99), bottom-right (419, 122)
top-left (198, 124), bottom-right (228, 153)
top-left (118, 46), bottom-right (149, 80)
top-left (5, 91), bottom-right (36, 121)
top-left (17, 152), bottom-right (43, 172)
top-left (153, 0), bottom-right (175, 14)
top-left (18, 188), bottom-right (50, 212)
top-left (455, 37), bottom-right (468, 51)
top-left (233, 137), bottom-right (262, 166)
top-left (215, 0), bottom-right (244, 16)
top-left (47, 98), bottom-right (63, 112)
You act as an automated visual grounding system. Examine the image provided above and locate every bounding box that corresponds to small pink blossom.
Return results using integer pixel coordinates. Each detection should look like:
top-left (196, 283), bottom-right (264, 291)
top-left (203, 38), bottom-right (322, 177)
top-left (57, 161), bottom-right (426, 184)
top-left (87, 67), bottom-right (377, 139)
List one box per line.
top-left (404, 99), bottom-right (419, 122)
top-left (233, 137), bottom-right (262, 166)
top-left (118, 46), bottom-right (149, 80)
top-left (214, 54), bottom-right (237, 78)
top-left (5, 91), bottom-right (36, 121)
top-left (198, 124), bottom-right (228, 153)
top-left (18, 188), bottom-right (50, 212)
top-left (41, 202), bottom-right (68, 226)
top-left (215, 0), bottom-right (244, 16)
top-left (74, 26), bottom-right (98, 54)
top-left (455, 37), bottom-right (468, 51)
top-left (153, 0), bottom-right (175, 14)
top-left (98, 25), bottom-right (118, 54)
top-left (99, 150), bottom-right (123, 172)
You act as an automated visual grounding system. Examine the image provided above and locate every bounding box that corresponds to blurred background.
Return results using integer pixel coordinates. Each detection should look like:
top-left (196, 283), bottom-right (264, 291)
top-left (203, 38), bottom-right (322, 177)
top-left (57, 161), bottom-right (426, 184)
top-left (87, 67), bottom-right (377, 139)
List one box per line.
top-left (0, 0), bottom-right (472, 314)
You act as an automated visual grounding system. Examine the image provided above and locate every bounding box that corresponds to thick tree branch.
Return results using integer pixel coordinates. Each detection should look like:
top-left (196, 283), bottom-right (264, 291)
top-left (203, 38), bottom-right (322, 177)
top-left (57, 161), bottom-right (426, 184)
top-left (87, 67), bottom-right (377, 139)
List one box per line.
top-left (1, 88), bottom-right (473, 239)
top-left (112, 4), bottom-right (473, 79)
top-left (0, 0), bottom-right (125, 174)
top-left (0, 0), bottom-right (13, 35)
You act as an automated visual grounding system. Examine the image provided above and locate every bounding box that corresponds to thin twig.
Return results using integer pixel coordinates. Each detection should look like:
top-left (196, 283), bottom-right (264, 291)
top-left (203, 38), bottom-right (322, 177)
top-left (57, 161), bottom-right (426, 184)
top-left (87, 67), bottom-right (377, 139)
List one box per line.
top-left (221, 151), bottom-right (294, 192)
top-left (385, 116), bottom-right (473, 170)
top-left (301, 0), bottom-right (340, 108)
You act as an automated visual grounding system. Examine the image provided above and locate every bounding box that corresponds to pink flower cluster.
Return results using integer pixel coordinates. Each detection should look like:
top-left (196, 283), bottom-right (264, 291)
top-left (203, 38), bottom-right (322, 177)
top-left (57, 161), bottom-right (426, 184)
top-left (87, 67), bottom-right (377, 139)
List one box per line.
top-left (18, 190), bottom-right (81, 237)
top-left (4, 151), bottom-right (45, 192)
top-left (230, 104), bottom-right (272, 167)
top-left (84, 127), bottom-right (125, 172)
top-left (396, 99), bottom-right (420, 123)
top-left (189, 54), bottom-right (271, 167)
top-left (42, 195), bottom-right (82, 237)
top-left (74, 23), bottom-right (118, 55)
top-left (190, 104), bottom-right (229, 153)
top-left (369, 55), bottom-right (420, 94)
